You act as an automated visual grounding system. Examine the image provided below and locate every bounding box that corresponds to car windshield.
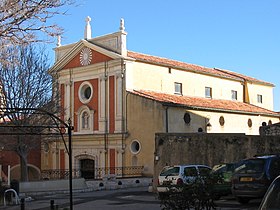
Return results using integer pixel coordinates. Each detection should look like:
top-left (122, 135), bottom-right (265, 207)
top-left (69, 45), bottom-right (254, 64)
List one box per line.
top-left (235, 159), bottom-right (265, 174)
top-left (160, 166), bottom-right (180, 176)
top-left (213, 163), bottom-right (235, 173)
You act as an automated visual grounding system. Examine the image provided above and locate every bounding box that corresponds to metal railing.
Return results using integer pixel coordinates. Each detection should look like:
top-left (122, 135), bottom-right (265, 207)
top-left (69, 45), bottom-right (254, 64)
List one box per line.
top-left (41, 166), bottom-right (144, 180)
top-left (41, 169), bottom-right (81, 180)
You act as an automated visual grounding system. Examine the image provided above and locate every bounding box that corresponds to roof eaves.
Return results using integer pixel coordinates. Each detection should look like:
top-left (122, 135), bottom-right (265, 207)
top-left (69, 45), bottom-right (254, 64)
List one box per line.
top-left (161, 102), bottom-right (279, 117)
top-left (129, 90), bottom-right (278, 117)
top-left (49, 40), bottom-right (84, 73)
top-left (214, 68), bottom-right (274, 87)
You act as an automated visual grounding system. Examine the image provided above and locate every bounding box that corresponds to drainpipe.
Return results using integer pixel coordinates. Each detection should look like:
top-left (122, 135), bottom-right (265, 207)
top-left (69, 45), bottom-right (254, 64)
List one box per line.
top-left (104, 62), bottom-right (108, 170)
top-left (125, 92), bottom-right (131, 134)
top-left (121, 59), bottom-right (126, 174)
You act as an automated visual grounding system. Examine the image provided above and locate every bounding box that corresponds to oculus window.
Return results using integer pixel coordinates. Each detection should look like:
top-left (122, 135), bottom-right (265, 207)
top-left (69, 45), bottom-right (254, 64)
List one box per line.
top-left (184, 113), bottom-right (191, 124)
top-left (79, 82), bottom-right (93, 104)
top-left (219, 116), bottom-right (225, 126)
top-left (130, 140), bottom-right (141, 154)
top-left (248, 118), bottom-right (252, 128)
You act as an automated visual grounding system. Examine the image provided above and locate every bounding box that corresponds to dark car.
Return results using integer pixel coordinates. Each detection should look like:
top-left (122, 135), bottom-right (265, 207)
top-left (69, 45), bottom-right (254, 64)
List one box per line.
top-left (232, 155), bottom-right (280, 204)
top-left (212, 163), bottom-right (236, 199)
top-left (259, 175), bottom-right (280, 210)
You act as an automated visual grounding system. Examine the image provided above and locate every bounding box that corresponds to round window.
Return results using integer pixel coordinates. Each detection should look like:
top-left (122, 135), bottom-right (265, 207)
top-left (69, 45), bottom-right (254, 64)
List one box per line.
top-left (219, 116), bottom-right (225, 126)
top-left (248, 118), bottom-right (252, 128)
top-left (79, 82), bottom-right (93, 104)
top-left (184, 113), bottom-right (191, 124)
top-left (130, 140), bottom-right (141, 154)
top-left (84, 86), bottom-right (91, 99)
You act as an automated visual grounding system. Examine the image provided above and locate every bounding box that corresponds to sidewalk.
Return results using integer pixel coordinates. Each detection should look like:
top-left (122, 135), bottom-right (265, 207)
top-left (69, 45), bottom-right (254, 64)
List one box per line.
top-left (0, 177), bottom-right (153, 210)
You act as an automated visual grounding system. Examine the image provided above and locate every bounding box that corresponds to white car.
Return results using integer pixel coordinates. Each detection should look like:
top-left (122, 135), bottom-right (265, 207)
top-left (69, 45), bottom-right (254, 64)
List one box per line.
top-left (157, 164), bottom-right (212, 193)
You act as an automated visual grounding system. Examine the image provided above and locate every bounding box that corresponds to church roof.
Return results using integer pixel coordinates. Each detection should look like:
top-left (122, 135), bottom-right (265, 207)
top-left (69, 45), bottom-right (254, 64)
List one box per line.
top-left (130, 89), bottom-right (279, 117)
top-left (127, 51), bottom-right (274, 87)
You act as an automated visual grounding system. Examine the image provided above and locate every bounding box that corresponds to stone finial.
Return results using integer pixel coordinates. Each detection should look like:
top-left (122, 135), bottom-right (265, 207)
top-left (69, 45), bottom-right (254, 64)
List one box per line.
top-left (119, 18), bottom-right (125, 31)
top-left (84, 16), bottom-right (92, 39)
top-left (56, 35), bottom-right (61, 47)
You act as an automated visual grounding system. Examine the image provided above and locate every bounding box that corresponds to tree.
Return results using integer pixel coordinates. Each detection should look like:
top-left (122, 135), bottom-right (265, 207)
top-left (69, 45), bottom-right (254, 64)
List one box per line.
top-left (0, 0), bottom-right (74, 63)
top-left (0, 45), bottom-right (55, 181)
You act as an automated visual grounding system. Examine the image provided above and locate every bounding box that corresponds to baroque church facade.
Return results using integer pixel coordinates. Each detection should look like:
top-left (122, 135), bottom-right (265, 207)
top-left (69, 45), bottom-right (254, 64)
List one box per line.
top-left (43, 17), bottom-right (279, 177)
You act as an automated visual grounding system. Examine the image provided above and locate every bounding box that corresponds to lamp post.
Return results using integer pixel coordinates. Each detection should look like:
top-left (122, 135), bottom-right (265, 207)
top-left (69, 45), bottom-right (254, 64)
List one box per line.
top-left (68, 119), bottom-right (73, 210)
top-left (0, 108), bottom-right (75, 209)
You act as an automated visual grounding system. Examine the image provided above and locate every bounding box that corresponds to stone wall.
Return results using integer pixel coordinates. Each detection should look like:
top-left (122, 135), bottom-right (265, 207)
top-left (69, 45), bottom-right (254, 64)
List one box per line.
top-left (259, 123), bottom-right (280, 136)
top-left (153, 133), bottom-right (280, 187)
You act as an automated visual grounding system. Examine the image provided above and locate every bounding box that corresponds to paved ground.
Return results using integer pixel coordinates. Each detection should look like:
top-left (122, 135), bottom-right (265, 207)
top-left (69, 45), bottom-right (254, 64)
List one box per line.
top-left (0, 188), bottom-right (262, 210)
top-left (1, 187), bottom-right (161, 210)
top-left (0, 177), bottom-right (262, 210)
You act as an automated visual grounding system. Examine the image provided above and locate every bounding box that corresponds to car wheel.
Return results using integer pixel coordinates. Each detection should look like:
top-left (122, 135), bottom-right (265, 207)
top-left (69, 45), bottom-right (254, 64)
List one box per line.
top-left (237, 197), bottom-right (250, 204)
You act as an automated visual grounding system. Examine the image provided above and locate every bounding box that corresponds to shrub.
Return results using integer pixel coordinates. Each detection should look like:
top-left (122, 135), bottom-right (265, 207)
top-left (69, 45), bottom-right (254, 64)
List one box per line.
top-left (158, 173), bottom-right (221, 210)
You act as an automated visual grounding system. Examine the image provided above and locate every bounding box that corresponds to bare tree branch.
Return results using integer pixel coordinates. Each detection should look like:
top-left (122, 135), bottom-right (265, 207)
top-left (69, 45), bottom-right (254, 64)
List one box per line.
top-left (0, 44), bottom-right (59, 181)
top-left (0, 0), bottom-right (75, 64)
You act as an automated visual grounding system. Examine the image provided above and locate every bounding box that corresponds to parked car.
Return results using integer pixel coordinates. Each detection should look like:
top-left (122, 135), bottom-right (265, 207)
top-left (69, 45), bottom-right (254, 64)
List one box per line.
top-left (259, 175), bottom-right (280, 210)
top-left (157, 164), bottom-right (212, 193)
top-left (211, 163), bottom-right (236, 199)
top-left (232, 154), bottom-right (280, 204)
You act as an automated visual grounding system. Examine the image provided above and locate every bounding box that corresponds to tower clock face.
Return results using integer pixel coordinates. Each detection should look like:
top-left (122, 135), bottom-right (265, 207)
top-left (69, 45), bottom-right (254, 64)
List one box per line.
top-left (80, 47), bottom-right (92, 66)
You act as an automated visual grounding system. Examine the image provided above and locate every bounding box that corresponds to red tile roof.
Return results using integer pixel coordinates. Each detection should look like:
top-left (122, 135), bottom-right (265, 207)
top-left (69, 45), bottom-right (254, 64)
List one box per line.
top-left (127, 51), bottom-right (274, 86)
top-left (130, 90), bottom-right (279, 116)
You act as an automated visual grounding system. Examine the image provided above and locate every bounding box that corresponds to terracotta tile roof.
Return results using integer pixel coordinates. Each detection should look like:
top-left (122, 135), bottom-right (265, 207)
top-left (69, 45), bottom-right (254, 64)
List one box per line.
top-left (214, 68), bottom-right (274, 86)
top-left (127, 51), bottom-right (274, 86)
top-left (130, 90), bottom-right (279, 116)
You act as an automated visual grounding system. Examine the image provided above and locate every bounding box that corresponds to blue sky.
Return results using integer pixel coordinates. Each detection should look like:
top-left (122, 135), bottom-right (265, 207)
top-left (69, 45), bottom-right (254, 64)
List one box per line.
top-left (49, 0), bottom-right (280, 111)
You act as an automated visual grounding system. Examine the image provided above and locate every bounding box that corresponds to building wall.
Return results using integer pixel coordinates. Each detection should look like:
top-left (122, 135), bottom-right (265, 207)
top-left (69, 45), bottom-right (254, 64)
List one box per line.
top-left (247, 82), bottom-right (274, 110)
top-left (184, 110), bottom-right (278, 135)
top-left (125, 61), bottom-right (274, 108)
top-left (124, 93), bottom-right (165, 176)
top-left (123, 93), bottom-right (279, 176)
top-left (153, 133), bottom-right (280, 188)
top-left (1, 149), bottom-right (41, 181)
top-left (48, 47), bottom-right (126, 174)
top-left (47, 29), bottom-right (277, 178)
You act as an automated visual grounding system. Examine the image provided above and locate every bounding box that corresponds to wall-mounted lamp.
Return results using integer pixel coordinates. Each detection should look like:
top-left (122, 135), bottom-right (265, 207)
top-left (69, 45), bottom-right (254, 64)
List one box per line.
top-left (206, 122), bottom-right (212, 127)
top-left (155, 155), bottom-right (160, 161)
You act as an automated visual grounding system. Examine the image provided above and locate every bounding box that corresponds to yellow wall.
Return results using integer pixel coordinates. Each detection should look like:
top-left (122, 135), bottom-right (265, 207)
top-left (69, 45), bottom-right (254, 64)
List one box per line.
top-left (124, 93), bottom-right (165, 176)
top-left (247, 82), bottom-right (274, 110)
top-left (126, 61), bottom-right (274, 107)
top-left (123, 94), bottom-right (279, 176)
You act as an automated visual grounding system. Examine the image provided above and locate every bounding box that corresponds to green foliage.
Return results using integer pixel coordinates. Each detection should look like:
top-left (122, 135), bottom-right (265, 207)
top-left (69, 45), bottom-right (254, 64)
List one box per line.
top-left (158, 173), bottom-right (222, 210)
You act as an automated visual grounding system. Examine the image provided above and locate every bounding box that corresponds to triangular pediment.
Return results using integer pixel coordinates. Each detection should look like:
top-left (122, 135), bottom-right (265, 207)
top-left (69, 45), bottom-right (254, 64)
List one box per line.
top-left (49, 39), bottom-right (124, 73)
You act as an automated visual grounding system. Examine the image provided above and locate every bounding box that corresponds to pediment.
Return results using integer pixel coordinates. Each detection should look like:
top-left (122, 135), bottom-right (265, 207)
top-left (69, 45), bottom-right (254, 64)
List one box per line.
top-left (49, 39), bottom-right (123, 73)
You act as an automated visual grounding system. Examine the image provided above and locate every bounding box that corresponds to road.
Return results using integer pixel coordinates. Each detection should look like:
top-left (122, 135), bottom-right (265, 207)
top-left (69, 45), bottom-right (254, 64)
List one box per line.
top-left (1, 187), bottom-right (262, 210)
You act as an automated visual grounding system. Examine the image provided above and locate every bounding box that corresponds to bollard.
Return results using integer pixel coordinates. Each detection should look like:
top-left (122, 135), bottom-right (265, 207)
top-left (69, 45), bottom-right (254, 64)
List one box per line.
top-left (50, 199), bottom-right (55, 210)
top-left (20, 198), bottom-right (25, 210)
